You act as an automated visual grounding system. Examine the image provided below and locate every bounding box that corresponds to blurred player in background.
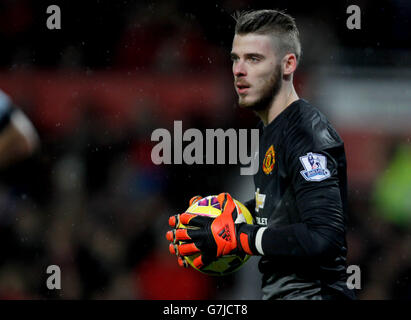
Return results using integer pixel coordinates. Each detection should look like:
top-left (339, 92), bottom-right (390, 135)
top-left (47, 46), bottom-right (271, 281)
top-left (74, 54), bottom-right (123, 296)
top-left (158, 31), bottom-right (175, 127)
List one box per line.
top-left (0, 89), bottom-right (39, 167)
top-left (166, 9), bottom-right (356, 300)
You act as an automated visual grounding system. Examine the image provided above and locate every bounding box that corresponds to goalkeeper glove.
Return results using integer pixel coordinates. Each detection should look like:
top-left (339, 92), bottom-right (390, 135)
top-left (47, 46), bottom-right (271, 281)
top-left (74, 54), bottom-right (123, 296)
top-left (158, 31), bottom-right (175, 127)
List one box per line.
top-left (166, 192), bottom-right (259, 269)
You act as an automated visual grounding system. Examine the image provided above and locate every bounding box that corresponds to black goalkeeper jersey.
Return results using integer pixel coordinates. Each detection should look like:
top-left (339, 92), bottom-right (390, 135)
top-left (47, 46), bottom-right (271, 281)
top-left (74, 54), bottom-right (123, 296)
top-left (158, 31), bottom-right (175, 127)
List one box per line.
top-left (247, 99), bottom-right (355, 300)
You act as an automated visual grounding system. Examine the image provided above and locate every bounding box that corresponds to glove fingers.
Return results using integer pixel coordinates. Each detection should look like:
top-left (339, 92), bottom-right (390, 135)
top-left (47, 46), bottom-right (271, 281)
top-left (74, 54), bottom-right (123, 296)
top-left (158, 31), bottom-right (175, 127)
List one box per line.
top-left (168, 213), bottom-right (210, 228)
top-left (178, 256), bottom-right (189, 268)
top-left (169, 242), bottom-right (200, 256)
top-left (178, 242), bottom-right (201, 256)
top-left (166, 228), bottom-right (208, 243)
top-left (166, 229), bottom-right (192, 243)
top-left (179, 212), bottom-right (210, 228)
top-left (168, 214), bottom-right (180, 228)
top-left (192, 254), bottom-right (214, 269)
top-left (185, 228), bottom-right (209, 241)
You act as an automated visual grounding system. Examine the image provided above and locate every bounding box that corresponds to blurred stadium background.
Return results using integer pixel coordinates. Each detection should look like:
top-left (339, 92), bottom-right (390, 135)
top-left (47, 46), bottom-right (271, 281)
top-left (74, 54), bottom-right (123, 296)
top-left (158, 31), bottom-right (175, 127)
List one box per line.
top-left (0, 0), bottom-right (410, 299)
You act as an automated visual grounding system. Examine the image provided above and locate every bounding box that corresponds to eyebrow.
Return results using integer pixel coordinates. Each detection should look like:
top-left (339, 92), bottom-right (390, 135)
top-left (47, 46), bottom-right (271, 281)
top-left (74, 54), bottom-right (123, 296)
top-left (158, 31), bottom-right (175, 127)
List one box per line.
top-left (245, 53), bottom-right (265, 59)
top-left (230, 52), bottom-right (239, 59)
top-left (230, 52), bottom-right (265, 59)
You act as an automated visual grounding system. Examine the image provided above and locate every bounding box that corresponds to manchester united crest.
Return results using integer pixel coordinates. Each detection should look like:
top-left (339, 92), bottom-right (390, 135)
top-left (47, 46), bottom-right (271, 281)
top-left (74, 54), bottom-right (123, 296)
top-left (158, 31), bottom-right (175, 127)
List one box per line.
top-left (262, 145), bottom-right (275, 175)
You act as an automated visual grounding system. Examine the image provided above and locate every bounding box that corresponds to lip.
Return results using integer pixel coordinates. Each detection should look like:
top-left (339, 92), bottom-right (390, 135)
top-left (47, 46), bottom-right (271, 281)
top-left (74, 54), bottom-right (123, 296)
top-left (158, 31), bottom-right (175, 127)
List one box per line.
top-left (236, 84), bottom-right (250, 94)
top-left (237, 87), bottom-right (249, 94)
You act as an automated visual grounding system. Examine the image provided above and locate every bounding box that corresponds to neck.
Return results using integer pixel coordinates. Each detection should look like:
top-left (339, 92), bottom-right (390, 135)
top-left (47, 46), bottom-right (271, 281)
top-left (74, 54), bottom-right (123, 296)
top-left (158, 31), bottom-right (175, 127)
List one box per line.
top-left (256, 84), bottom-right (299, 126)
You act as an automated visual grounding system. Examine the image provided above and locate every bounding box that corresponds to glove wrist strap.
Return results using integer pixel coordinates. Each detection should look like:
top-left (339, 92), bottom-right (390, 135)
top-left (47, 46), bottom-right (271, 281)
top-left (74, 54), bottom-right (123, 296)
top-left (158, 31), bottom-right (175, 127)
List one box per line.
top-left (237, 224), bottom-right (261, 255)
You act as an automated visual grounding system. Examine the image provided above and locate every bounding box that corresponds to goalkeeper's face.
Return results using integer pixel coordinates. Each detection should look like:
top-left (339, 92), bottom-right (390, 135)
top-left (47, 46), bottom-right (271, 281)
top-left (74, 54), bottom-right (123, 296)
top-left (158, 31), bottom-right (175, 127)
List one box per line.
top-left (231, 33), bottom-right (282, 111)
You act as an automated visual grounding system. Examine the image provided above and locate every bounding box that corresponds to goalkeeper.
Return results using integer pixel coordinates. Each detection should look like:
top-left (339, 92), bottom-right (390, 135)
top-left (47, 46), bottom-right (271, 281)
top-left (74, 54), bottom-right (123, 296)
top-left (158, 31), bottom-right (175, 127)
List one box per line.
top-left (166, 10), bottom-right (355, 300)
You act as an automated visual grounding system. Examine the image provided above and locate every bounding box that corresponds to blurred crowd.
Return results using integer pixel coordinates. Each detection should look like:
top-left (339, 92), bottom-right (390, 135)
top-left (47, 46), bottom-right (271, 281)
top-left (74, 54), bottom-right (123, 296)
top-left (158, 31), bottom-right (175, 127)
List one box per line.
top-left (0, 0), bottom-right (410, 299)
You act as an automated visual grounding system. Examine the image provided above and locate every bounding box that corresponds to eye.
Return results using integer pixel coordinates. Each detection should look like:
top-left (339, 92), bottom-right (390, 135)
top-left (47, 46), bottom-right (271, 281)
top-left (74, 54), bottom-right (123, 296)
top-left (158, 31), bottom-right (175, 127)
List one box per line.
top-left (230, 55), bottom-right (239, 62)
top-left (248, 56), bottom-right (260, 63)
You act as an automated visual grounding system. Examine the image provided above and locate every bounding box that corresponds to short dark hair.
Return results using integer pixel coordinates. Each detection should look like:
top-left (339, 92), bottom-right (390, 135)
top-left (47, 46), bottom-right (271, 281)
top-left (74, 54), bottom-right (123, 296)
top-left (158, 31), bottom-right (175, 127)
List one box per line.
top-left (233, 9), bottom-right (301, 63)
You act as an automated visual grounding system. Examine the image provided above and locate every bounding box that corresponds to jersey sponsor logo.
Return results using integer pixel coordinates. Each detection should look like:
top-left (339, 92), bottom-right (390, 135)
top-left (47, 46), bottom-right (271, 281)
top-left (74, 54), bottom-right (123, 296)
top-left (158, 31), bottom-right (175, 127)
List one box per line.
top-left (255, 216), bottom-right (268, 226)
top-left (299, 152), bottom-right (331, 181)
top-left (255, 188), bottom-right (266, 212)
top-left (262, 145), bottom-right (275, 175)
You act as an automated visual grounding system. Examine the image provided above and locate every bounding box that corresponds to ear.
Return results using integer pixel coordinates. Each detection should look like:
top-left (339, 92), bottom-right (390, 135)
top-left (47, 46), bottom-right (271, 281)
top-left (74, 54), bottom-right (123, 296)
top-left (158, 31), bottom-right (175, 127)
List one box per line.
top-left (282, 53), bottom-right (297, 76)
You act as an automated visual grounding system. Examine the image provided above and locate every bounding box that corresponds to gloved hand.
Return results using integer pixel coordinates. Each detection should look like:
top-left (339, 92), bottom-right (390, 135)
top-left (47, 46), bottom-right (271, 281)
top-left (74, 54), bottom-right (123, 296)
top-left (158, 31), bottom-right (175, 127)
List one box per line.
top-left (167, 195), bottom-right (203, 268)
top-left (166, 193), bottom-right (257, 269)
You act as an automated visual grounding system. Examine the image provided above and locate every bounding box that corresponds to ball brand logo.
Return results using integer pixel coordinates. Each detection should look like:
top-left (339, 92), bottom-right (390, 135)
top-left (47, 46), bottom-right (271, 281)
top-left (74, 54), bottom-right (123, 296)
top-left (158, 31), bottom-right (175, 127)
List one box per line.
top-left (262, 145), bottom-right (275, 175)
top-left (218, 225), bottom-right (231, 242)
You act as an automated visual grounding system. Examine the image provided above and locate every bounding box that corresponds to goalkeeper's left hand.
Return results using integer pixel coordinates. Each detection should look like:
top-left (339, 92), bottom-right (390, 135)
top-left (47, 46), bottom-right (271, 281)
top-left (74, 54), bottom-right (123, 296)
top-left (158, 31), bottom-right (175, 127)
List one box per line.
top-left (166, 192), bottom-right (259, 269)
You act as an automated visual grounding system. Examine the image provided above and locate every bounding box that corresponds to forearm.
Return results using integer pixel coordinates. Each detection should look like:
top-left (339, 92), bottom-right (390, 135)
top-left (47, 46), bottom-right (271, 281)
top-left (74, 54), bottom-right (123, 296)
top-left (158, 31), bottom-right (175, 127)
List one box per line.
top-left (238, 221), bottom-right (344, 259)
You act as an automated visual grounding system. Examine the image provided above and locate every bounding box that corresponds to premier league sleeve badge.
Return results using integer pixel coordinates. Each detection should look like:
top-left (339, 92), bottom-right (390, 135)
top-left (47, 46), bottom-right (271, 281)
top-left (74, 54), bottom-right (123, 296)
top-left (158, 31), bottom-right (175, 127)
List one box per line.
top-left (299, 152), bottom-right (331, 181)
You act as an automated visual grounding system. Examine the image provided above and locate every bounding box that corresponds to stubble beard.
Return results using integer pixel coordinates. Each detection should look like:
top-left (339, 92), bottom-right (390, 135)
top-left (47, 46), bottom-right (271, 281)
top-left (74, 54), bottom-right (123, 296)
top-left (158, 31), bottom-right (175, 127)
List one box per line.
top-left (238, 64), bottom-right (283, 112)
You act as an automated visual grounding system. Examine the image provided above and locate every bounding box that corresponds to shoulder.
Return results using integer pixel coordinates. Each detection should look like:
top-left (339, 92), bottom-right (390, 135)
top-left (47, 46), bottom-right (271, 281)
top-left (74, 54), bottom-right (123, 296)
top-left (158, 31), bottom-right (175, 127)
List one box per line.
top-left (0, 90), bottom-right (12, 112)
top-left (0, 90), bottom-right (15, 131)
top-left (284, 99), bottom-right (343, 152)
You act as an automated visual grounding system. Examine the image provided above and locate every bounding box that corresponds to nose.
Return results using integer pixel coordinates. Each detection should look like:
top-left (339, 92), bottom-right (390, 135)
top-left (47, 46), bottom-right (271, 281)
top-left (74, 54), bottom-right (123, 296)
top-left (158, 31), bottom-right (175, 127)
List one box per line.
top-left (233, 60), bottom-right (247, 77)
